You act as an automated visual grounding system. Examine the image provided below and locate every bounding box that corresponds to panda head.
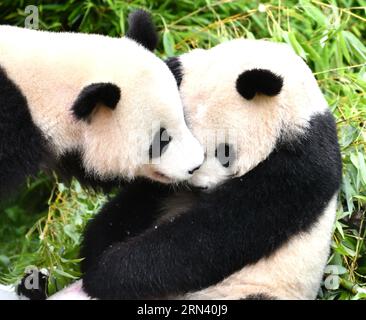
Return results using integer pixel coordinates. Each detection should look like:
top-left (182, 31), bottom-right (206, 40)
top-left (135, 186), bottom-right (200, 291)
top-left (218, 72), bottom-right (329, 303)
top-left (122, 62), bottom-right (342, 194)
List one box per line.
top-left (70, 10), bottom-right (204, 184)
top-left (166, 39), bottom-right (328, 189)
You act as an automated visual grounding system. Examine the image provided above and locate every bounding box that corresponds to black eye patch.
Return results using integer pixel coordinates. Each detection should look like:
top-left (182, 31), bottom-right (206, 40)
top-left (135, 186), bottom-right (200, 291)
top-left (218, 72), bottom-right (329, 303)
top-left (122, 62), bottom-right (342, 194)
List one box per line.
top-left (215, 143), bottom-right (235, 168)
top-left (149, 128), bottom-right (172, 159)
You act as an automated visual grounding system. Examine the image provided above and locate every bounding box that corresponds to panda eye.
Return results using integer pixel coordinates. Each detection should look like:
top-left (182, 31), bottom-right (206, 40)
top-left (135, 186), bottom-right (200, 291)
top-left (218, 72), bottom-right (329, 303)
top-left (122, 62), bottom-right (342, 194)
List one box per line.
top-left (149, 127), bottom-right (172, 159)
top-left (215, 143), bottom-right (235, 168)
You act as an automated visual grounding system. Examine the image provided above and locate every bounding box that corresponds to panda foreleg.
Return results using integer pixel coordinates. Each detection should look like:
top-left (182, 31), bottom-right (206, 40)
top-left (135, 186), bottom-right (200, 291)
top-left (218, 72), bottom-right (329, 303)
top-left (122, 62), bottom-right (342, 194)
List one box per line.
top-left (81, 197), bottom-right (250, 300)
top-left (80, 179), bottom-right (173, 273)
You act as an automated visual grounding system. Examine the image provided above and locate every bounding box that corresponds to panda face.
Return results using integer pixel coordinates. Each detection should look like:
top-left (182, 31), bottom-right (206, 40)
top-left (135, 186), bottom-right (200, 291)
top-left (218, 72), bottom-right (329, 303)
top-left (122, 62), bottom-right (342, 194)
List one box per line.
top-left (168, 39), bottom-right (329, 189)
top-left (70, 38), bottom-right (204, 184)
top-left (190, 136), bottom-right (238, 190)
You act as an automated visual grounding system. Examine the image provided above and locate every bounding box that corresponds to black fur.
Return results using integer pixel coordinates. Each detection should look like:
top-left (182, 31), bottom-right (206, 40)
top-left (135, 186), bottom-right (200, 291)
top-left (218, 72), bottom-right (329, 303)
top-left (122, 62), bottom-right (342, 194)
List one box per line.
top-left (80, 179), bottom-right (175, 273)
top-left (72, 83), bottom-right (121, 121)
top-left (16, 270), bottom-right (48, 300)
top-left (0, 66), bottom-right (49, 199)
top-left (81, 111), bottom-right (342, 300)
top-left (236, 69), bottom-right (283, 100)
top-left (0, 66), bottom-right (122, 200)
top-left (165, 57), bottom-right (183, 87)
top-left (126, 10), bottom-right (158, 52)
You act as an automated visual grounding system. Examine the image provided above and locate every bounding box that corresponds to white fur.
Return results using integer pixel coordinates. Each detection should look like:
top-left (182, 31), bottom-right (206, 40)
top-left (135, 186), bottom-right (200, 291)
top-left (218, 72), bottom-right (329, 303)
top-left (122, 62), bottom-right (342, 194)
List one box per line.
top-left (47, 280), bottom-right (91, 300)
top-left (178, 40), bottom-right (327, 188)
top-left (0, 26), bottom-right (203, 183)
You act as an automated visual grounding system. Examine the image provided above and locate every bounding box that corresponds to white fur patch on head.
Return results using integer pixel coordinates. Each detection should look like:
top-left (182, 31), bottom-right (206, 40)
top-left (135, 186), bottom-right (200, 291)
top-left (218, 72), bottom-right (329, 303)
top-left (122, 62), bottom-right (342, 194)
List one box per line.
top-left (177, 39), bottom-right (328, 189)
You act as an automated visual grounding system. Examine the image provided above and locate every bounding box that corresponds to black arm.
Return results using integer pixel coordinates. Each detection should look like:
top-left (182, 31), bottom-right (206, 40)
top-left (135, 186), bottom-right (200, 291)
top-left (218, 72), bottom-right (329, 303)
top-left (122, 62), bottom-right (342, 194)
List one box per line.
top-left (80, 178), bottom-right (174, 273)
top-left (83, 112), bottom-right (342, 300)
top-left (83, 183), bottom-right (272, 300)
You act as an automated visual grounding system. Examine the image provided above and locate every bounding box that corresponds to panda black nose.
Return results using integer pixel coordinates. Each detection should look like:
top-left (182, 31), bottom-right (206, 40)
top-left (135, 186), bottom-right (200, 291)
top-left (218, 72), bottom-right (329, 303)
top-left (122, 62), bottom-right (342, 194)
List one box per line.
top-left (188, 165), bottom-right (201, 175)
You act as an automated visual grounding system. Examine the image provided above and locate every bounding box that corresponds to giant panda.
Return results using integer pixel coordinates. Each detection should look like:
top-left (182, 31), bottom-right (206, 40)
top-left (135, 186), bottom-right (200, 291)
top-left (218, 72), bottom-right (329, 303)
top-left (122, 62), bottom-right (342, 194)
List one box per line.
top-left (0, 10), bottom-right (204, 198)
top-left (49, 38), bottom-right (342, 300)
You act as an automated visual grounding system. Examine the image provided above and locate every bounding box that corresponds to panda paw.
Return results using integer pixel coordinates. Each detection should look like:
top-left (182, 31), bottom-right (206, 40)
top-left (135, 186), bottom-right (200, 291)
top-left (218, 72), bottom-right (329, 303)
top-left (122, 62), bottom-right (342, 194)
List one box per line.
top-left (16, 268), bottom-right (48, 300)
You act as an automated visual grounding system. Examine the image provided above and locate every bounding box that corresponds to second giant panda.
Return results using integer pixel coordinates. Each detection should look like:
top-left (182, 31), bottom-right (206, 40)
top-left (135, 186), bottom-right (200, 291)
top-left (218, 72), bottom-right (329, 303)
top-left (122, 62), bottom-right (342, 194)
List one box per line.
top-left (51, 39), bottom-right (342, 300)
top-left (0, 10), bottom-right (204, 198)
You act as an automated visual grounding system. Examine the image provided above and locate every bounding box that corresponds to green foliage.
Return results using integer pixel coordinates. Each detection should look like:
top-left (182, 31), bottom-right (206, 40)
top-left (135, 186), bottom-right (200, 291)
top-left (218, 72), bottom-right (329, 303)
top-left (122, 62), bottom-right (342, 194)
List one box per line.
top-left (0, 0), bottom-right (365, 299)
top-left (0, 176), bottom-right (107, 294)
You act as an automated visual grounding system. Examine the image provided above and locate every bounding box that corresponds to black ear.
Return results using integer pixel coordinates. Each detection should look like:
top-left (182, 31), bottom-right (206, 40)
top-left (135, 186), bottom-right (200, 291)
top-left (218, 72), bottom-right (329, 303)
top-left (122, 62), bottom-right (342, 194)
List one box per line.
top-left (72, 83), bottom-right (121, 121)
top-left (165, 57), bottom-right (183, 87)
top-left (236, 69), bottom-right (283, 100)
top-left (126, 10), bottom-right (158, 51)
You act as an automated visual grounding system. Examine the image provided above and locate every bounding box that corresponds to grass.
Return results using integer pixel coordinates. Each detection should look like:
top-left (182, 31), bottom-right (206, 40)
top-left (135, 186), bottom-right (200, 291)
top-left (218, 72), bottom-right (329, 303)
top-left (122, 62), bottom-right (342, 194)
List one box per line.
top-left (0, 0), bottom-right (365, 299)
